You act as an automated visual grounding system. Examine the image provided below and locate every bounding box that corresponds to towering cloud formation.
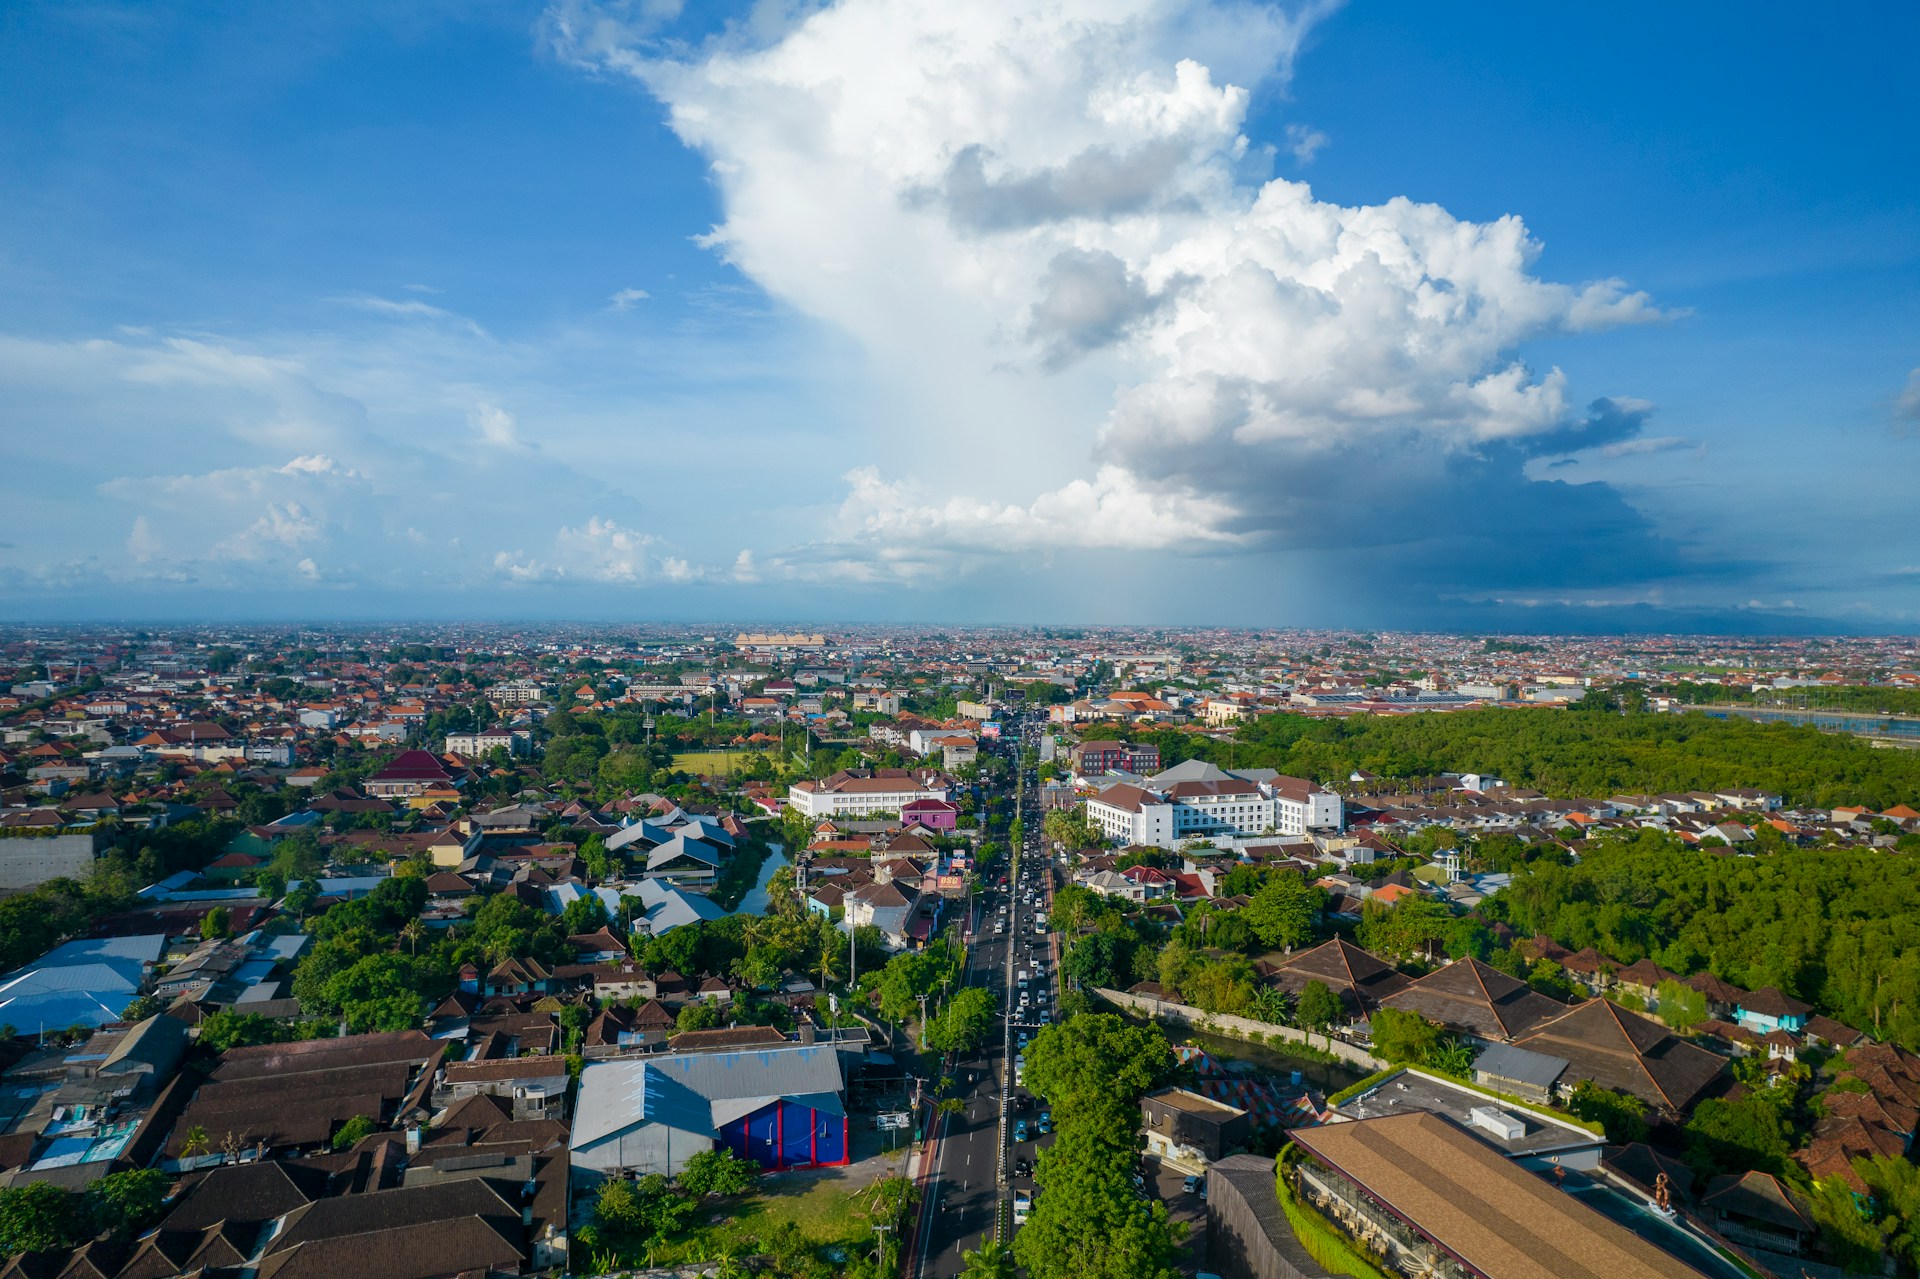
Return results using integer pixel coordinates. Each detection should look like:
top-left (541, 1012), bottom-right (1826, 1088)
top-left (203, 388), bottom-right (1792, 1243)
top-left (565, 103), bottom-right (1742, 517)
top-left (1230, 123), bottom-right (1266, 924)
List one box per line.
top-left (554, 0), bottom-right (1679, 592)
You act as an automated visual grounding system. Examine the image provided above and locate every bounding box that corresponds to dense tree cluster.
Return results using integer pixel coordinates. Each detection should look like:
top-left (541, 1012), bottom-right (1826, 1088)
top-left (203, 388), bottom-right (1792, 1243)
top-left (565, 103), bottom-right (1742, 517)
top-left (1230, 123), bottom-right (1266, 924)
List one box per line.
top-left (1014, 1014), bottom-right (1184, 1279)
top-left (1485, 829), bottom-right (1920, 1050)
top-left (0, 1170), bottom-right (170, 1258)
top-left (1114, 706), bottom-right (1920, 809)
top-left (0, 876), bottom-right (133, 976)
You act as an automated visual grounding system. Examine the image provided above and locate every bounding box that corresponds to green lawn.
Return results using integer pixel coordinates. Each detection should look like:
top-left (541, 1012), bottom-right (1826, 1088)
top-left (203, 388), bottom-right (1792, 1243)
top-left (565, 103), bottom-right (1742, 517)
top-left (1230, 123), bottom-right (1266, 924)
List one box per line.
top-left (654, 1171), bottom-right (894, 1263)
top-left (671, 749), bottom-right (778, 775)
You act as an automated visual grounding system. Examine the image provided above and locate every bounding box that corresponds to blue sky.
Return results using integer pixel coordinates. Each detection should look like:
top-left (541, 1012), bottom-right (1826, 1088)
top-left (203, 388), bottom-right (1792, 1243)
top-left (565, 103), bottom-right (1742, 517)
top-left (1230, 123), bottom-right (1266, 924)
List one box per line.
top-left (1, 1), bottom-right (1915, 630)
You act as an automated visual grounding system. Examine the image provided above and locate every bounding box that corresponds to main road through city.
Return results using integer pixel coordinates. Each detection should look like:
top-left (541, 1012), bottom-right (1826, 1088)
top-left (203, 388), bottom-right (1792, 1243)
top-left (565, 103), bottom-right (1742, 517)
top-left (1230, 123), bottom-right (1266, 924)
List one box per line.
top-left (912, 712), bottom-right (1060, 1279)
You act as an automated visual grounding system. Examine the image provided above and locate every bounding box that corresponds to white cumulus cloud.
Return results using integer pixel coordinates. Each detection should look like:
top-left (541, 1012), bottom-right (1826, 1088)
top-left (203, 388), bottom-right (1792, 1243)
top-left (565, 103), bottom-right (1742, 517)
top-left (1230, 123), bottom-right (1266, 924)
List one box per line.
top-left (495, 516), bottom-right (700, 585)
top-left (469, 402), bottom-right (521, 448)
top-left (561, 0), bottom-right (1670, 580)
top-left (1898, 367), bottom-right (1920, 424)
top-left (1282, 122), bottom-right (1327, 164)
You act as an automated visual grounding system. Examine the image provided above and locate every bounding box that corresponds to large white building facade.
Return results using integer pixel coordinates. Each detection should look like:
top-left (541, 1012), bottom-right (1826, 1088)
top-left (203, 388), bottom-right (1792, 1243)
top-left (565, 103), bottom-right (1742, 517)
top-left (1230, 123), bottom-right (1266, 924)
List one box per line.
top-left (786, 768), bottom-right (952, 819)
top-left (1086, 761), bottom-right (1342, 850)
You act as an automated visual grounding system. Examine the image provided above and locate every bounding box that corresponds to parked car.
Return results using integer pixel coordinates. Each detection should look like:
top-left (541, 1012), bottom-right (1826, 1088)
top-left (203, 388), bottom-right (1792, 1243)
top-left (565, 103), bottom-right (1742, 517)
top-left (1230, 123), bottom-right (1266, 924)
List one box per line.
top-left (1183, 1174), bottom-right (1201, 1195)
top-left (1037, 1110), bottom-right (1052, 1135)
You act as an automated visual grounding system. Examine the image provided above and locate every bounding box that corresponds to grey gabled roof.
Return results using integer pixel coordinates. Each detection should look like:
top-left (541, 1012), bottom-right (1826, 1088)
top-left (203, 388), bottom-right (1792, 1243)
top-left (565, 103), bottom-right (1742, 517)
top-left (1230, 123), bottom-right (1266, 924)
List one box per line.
top-left (572, 1044), bottom-right (845, 1150)
top-left (673, 814), bottom-right (737, 848)
top-left (1472, 1042), bottom-right (1570, 1090)
top-left (633, 878), bottom-right (727, 933)
top-left (1148, 759), bottom-right (1234, 785)
top-left (606, 819), bottom-right (672, 852)
top-left (646, 833), bottom-right (723, 870)
top-left (647, 1043), bottom-right (845, 1108)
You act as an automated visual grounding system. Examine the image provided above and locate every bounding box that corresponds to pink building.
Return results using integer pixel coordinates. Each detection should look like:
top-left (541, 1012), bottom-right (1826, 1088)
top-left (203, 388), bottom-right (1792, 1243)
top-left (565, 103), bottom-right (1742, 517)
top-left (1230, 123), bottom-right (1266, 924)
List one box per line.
top-left (901, 797), bottom-right (959, 831)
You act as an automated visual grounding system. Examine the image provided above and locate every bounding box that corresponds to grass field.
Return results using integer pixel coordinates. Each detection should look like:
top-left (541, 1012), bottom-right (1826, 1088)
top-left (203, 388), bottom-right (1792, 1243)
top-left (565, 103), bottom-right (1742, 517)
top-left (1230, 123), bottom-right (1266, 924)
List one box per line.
top-left (670, 749), bottom-right (778, 775)
top-left (654, 1166), bottom-right (902, 1265)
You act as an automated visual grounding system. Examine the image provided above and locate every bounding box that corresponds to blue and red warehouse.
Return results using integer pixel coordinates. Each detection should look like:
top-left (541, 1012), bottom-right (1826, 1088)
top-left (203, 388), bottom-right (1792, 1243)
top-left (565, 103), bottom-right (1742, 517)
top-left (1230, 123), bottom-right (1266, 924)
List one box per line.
top-left (717, 1097), bottom-right (849, 1169)
top-left (570, 1043), bottom-right (851, 1183)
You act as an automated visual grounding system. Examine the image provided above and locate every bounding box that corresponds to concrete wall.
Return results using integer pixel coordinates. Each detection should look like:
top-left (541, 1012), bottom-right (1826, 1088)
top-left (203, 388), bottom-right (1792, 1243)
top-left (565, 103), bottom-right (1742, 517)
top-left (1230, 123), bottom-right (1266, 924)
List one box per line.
top-left (0, 832), bottom-right (99, 892)
top-left (1093, 988), bottom-right (1386, 1072)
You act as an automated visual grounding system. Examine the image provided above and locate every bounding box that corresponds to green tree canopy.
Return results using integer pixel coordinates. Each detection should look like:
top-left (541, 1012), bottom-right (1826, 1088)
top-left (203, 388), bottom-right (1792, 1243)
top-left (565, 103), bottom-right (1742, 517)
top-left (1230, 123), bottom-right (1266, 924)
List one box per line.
top-left (1241, 871), bottom-right (1324, 951)
top-left (1355, 894), bottom-right (1454, 964)
top-left (1061, 930), bottom-right (1134, 990)
top-left (1013, 1090), bottom-right (1185, 1279)
top-left (82, 1169), bottom-right (171, 1238)
top-left (1294, 979), bottom-right (1343, 1033)
top-left (1567, 1081), bottom-right (1650, 1145)
top-left (331, 1115), bottom-right (378, 1151)
top-left (1655, 979), bottom-right (1708, 1031)
top-left (926, 985), bottom-right (997, 1054)
top-left (1022, 1013), bottom-right (1175, 1121)
top-left (1368, 1008), bottom-right (1442, 1065)
top-left (0, 1182), bottom-right (85, 1256)
top-left (678, 1148), bottom-right (757, 1199)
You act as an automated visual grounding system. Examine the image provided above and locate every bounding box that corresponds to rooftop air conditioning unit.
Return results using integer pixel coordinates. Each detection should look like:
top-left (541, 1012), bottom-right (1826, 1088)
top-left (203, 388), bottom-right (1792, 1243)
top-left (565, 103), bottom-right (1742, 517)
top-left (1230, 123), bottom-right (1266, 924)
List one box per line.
top-left (1468, 1106), bottom-right (1525, 1141)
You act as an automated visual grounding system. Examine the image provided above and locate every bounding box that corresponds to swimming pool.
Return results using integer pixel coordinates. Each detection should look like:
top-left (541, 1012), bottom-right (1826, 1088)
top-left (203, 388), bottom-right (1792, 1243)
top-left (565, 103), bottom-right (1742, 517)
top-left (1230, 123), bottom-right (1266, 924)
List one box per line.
top-left (1563, 1179), bottom-right (1753, 1279)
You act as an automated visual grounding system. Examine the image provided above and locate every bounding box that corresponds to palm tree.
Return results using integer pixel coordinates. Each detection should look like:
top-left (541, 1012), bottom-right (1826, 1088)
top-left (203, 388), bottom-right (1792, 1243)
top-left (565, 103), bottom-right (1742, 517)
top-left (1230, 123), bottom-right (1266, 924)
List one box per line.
top-left (1249, 986), bottom-right (1292, 1025)
top-left (960, 1239), bottom-right (1015, 1279)
top-left (1427, 1037), bottom-right (1477, 1076)
top-left (181, 1125), bottom-right (209, 1159)
top-left (398, 920), bottom-right (426, 956)
top-left (702, 1240), bottom-right (748, 1279)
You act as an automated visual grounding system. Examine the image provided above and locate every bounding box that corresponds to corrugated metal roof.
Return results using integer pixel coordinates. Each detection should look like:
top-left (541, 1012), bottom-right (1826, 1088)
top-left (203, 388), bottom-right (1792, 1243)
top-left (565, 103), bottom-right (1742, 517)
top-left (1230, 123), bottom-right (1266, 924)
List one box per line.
top-left (572, 1045), bottom-right (846, 1150)
top-left (0, 935), bottom-right (163, 1031)
top-left (1472, 1043), bottom-right (1570, 1090)
top-left (636, 879), bottom-right (727, 933)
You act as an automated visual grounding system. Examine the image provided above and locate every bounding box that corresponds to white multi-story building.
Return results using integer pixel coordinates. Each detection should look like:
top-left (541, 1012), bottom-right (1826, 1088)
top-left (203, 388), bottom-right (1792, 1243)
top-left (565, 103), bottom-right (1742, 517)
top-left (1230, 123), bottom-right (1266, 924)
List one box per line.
top-left (786, 768), bottom-right (951, 819)
top-left (245, 740), bottom-right (295, 766)
top-left (486, 680), bottom-right (545, 705)
top-left (445, 728), bottom-right (532, 757)
top-left (1085, 761), bottom-right (1342, 850)
top-left (1272, 777), bottom-right (1344, 835)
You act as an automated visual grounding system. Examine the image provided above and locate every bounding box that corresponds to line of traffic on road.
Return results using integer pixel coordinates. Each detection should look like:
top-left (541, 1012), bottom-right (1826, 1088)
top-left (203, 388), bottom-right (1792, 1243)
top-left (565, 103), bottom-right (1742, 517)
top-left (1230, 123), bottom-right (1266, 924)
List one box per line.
top-left (1001, 713), bottom-right (1056, 1244)
top-left (916, 707), bottom-right (1055, 1279)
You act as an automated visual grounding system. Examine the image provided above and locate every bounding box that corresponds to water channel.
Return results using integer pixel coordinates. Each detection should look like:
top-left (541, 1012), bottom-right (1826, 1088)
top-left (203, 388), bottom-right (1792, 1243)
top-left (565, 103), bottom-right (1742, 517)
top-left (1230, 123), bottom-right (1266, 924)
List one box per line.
top-left (1704, 705), bottom-right (1920, 742)
top-left (1107, 1002), bottom-right (1369, 1095)
top-left (734, 845), bottom-right (789, 916)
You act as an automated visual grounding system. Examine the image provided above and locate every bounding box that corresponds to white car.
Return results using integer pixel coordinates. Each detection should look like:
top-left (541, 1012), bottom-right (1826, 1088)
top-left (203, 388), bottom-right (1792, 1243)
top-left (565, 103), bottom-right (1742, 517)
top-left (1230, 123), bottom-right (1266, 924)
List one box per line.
top-left (1013, 1190), bottom-right (1033, 1225)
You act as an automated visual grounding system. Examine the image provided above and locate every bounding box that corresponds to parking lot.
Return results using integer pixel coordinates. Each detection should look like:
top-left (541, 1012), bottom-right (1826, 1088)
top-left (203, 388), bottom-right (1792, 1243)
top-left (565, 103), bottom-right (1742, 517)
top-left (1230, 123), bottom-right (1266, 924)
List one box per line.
top-left (1142, 1153), bottom-right (1211, 1272)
